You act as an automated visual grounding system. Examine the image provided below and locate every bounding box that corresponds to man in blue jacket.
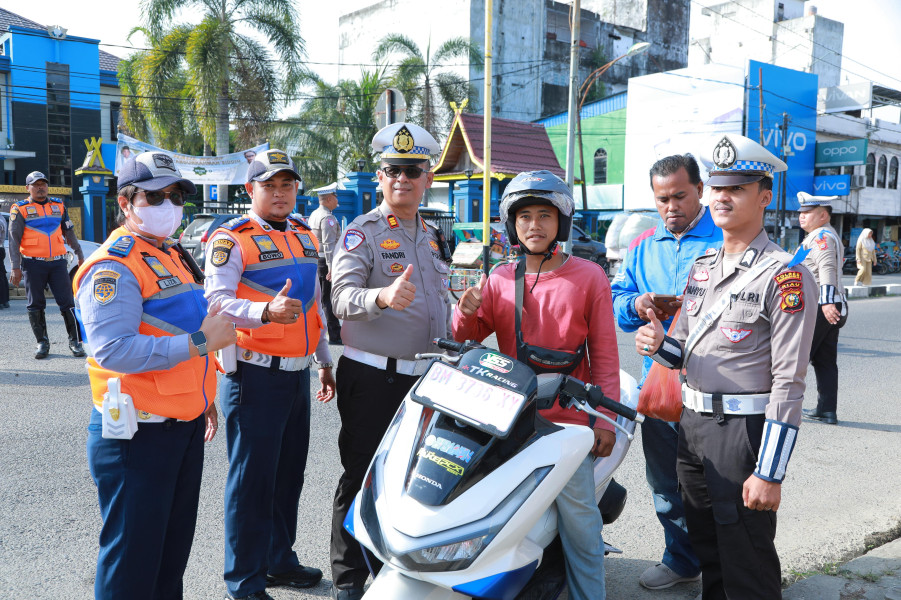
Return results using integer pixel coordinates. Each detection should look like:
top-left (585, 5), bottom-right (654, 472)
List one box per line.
top-left (610, 154), bottom-right (721, 590)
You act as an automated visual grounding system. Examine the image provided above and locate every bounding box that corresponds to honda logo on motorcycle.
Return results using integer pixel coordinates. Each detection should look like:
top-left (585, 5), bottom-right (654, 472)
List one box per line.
top-left (479, 352), bottom-right (513, 373)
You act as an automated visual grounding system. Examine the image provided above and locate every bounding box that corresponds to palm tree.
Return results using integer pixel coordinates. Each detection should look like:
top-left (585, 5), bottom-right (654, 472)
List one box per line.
top-left (373, 35), bottom-right (483, 139)
top-left (135, 0), bottom-right (307, 198)
top-left (273, 69), bottom-right (390, 191)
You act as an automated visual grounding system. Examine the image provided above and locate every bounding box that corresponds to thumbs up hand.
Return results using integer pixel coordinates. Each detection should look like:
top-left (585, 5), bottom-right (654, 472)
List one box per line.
top-left (377, 264), bottom-right (417, 311)
top-left (635, 307), bottom-right (665, 356)
top-left (458, 273), bottom-right (487, 317)
top-left (267, 278), bottom-right (304, 324)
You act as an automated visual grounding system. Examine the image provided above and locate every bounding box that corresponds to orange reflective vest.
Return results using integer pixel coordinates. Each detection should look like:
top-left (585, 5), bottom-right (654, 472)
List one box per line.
top-left (12, 198), bottom-right (67, 258)
top-left (73, 227), bottom-right (216, 420)
top-left (216, 215), bottom-right (323, 357)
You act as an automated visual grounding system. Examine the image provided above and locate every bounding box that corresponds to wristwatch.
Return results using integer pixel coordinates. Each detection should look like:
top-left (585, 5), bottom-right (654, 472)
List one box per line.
top-left (317, 362), bottom-right (334, 370)
top-left (190, 331), bottom-right (209, 356)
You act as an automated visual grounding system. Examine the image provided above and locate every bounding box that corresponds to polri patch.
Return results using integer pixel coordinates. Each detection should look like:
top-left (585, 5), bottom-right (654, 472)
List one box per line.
top-left (775, 271), bottom-right (804, 313)
top-left (343, 229), bottom-right (365, 252)
top-left (210, 238), bottom-right (235, 267)
top-left (92, 270), bottom-right (120, 305)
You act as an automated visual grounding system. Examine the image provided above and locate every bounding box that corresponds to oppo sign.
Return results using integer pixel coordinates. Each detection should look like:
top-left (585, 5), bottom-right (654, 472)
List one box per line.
top-left (815, 139), bottom-right (869, 167)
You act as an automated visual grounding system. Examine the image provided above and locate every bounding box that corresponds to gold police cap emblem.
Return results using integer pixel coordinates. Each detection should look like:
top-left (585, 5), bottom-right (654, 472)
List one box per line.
top-left (393, 126), bottom-right (415, 154)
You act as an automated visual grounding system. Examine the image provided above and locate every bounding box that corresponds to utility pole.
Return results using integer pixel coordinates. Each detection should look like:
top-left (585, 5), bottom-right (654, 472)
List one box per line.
top-left (562, 0), bottom-right (581, 253)
top-left (778, 112), bottom-right (791, 248)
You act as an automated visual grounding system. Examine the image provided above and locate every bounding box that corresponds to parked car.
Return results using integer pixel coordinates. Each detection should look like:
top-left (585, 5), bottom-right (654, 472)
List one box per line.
top-left (178, 213), bottom-right (242, 268)
top-left (3, 212), bottom-right (102, 286)
top-left (570, 223), bottom-right (609, 273)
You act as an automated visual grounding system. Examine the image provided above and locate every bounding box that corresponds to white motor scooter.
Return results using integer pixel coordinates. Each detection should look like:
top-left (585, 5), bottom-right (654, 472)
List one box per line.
top-left (345, 338), bottom-right (643, 599)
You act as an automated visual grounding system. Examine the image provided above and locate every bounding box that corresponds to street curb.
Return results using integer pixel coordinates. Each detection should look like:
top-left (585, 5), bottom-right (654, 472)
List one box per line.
top-left (784, 537), bottom-right (901, 599)
top-left (846, 284), bottom-right (901, 298)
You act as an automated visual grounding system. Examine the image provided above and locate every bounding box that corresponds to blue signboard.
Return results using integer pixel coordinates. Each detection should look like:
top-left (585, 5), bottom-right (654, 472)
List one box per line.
top-left (815, 139), bottom-right (869, 167)
top-left (747, 61), bottom-right (818, 212)
top-left (813, 174), bottom-right (851, 196)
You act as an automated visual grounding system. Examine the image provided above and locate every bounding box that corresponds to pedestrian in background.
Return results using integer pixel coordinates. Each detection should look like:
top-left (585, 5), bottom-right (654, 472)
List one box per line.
top-left (635, 134), bottom-right (817, 599)
top-left (204, 149), bottom-right (335, 600)
top-left (0, 211), bottom-right (9, 309)
top-left (328, 122), bottom-right (448, 600)
top-left (610, 154), bottom-right (718, 591)
top-left (74, 151), bottom-right (235, 600)
top-left (854, 227), bottom-right (877, 286)
top-left (797, 192), bottom-right (847, 425)
top-left (309, 181), bottom-right (344, 343)
top-left (8, 171), bottom-right (85, 358)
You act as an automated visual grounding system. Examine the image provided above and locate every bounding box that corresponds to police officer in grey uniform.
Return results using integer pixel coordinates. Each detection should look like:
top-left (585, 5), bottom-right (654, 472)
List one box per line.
top-left (636, 134), bottom-right (817, 599)
top-left (0, 211), bottom-right (9, 309)
top-left (797, 192), bottom-right (847, 425)
top-left (328, 122), bottom-right (449, 600)
top-left (309, 182), bottom-right (343, 343)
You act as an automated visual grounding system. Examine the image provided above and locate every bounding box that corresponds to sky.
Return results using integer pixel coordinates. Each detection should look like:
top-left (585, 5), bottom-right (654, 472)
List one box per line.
top-left (3, 0), bottom-right (899, 110)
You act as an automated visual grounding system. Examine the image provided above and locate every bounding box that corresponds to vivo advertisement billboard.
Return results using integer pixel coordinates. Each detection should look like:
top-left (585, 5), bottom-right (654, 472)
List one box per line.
top-left (747, 61), bottom-right (818, 212)
top-left (813, 175), bottom-right (851, 196)
top-left (815, 139), bottom-right (869, 167)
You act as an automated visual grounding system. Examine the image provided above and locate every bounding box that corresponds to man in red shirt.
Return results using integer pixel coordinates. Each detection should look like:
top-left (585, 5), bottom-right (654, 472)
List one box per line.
top-left (453, 170), bottom-right (619, 600)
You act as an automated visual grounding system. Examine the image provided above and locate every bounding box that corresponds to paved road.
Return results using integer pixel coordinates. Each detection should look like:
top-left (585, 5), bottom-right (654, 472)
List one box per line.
top-left (1, 289), bottom-right (899, 599)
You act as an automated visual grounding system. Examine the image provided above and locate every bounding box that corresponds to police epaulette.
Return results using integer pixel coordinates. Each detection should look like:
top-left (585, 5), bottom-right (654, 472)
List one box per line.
top-left (108, 235), bottom-right (135, 258)
top-left (14, 199), bottom-right (29, 206)
top-left (222, 217), bottom-right (250, 231)
top-left (288, 215), bottom-right (310, 230)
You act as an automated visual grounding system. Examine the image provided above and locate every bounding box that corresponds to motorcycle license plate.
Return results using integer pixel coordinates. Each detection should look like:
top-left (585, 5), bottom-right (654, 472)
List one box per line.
top-left (412, 361), bottom-right (526, 438)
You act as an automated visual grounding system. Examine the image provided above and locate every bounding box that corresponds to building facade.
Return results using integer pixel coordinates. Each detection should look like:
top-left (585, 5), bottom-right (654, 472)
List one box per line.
top-left (0, 8), bottom-right (120, 223)
top-left (338, 0), bottom-right (688, 125)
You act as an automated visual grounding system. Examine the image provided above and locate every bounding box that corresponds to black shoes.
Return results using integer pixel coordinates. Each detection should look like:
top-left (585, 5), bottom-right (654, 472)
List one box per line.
top-left (224, 591), bottom-right (275, 600)
top-left (803, 408), bottom-right (837, 424)
top-left (331, 584), bottom-right (365, 600)
top-left (0, 302), bottom-right (9, 309)
top-left (62, 309), bottom-right (86, 357)
top-left (265, 564), bottom-right (323, 589)
top-left (28, 311), bottom-right (49, 359)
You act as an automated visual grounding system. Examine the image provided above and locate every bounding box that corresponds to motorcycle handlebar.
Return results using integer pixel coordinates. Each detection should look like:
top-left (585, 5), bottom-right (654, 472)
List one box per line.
top-left (587, 385), bottom-right (641, 423)
top-left (433, 337), bottom-right (465, 353)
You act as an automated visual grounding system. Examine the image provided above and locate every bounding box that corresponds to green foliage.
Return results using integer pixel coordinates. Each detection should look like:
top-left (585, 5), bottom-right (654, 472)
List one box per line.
top-left (373, 34), bottom-right (483, 140)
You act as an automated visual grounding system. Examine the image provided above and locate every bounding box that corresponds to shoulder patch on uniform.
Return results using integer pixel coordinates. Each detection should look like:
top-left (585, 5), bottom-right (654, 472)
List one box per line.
top-left (14, 199), bottom-right (29, 206)
top-left (92, 270), bottom-right (120, 305)
top-left (775, 270), bottom-right (804, 313)
top-left (288, 215), bottom-right (310, 230)
top-left (210, 238), bottom-right (235, 267)
top-left (107, 236), bottom-right (135, 258)
top-left (327, 216), bottom-right (337, 227)
top-left (222, 217), bottom-right (250, 231)
top-left (343, 229), bottom-right (366, 252)
top-left (815, 231), bottom-right (830, 251)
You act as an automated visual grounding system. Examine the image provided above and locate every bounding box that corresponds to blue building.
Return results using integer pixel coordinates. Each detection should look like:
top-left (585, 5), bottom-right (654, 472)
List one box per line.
top-left (0, 8), bottom-right (120, 227)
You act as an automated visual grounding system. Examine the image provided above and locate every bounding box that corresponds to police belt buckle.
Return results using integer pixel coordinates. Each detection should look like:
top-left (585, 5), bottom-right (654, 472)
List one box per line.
top-left (237, 349), bottom-right (312, 372)
top-left (681, 384), bottom-right (768, 415)
top-left (343, 346), bottom-right (430, 376)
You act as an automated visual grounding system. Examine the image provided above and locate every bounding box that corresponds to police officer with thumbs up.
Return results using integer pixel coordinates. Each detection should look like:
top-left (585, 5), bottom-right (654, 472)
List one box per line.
top-left (204, 149), bottom-right (335, 600)
top-left (328, 122), bottom-right (450, 600)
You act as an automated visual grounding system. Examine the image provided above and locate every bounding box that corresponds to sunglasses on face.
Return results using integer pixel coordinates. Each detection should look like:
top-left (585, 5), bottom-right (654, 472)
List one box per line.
top-left (139, 190), bottom-right (186, 206)
top-left (380, 165), bottom-right (426, 179)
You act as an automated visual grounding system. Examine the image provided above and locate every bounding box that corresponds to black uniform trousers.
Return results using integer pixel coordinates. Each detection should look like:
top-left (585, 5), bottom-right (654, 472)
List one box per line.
top-left (21, 257), bottom-right (74, 312)
top-left (809, 308), bottom-right (847, 414)
top-left (318, 257), bottom-right (342, 340)
top-left (330, 355), bottom-right (419, 590)
top-left (677, 408), bottom-right (781, 600)
top-left (0, 248), bottom-right (9, 305)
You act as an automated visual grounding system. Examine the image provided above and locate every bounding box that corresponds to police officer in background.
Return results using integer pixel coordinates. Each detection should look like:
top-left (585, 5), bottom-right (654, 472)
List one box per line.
top-left (797, 192), bottom-right (847, 425)
top-left (9, 171), bottom-right (85, 358)
top-left (328, 122), bottom-right (449, 600)
top-left (204, 149), bottom-right (335, 600)
top-left (74, 151), bottom-right (236, 599)
top-left (635, 134), bottom-right (817, 599)
top-left (309, 181), bottom-right (344, 343)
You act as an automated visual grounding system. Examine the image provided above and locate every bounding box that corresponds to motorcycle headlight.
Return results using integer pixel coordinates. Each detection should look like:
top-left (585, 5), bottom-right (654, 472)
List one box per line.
top-left (405, 534), bottom-right (492, 568)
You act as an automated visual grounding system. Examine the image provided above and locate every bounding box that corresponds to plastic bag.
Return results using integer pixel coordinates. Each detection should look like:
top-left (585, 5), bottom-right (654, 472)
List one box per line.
top-left (638, 309), bottom-right (684, 422)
